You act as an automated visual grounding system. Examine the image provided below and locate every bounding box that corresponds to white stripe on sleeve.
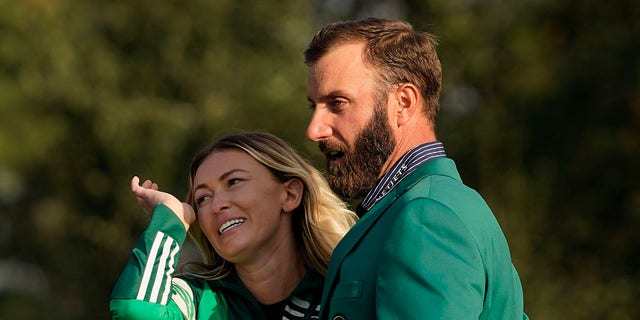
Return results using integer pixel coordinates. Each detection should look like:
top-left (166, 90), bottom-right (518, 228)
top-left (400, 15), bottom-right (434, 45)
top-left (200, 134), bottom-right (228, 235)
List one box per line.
top-left (137, 231), bottom-right (165, 300)
top-left (160, 244), bottom-right (181, 304)
top-left (149, 236), bottom-right (174, 303)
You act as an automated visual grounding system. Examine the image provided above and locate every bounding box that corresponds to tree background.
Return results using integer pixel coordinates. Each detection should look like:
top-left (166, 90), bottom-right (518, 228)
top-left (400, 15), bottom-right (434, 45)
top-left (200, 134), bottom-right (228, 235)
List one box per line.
top-left (0, 0), bottom-right (638, 319)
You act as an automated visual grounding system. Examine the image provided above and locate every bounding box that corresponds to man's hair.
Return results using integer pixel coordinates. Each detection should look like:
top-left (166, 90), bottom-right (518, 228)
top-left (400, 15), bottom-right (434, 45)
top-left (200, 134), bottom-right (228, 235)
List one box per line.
top-left (304, 18), bottom-right (442, 123)
top-left (183, 131), bottom-right (358, 279)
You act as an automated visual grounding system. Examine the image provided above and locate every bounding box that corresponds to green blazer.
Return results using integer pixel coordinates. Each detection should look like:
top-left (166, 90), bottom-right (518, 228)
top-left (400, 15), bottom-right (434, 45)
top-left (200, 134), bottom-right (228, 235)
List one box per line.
top-left (319, 158), bottom-right (527, 320)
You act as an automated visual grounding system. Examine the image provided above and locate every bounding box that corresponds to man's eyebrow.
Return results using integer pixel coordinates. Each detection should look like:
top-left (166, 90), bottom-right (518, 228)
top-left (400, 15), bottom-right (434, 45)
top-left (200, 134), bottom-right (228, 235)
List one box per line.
top-left (308, 90), bottom-right (349, 103)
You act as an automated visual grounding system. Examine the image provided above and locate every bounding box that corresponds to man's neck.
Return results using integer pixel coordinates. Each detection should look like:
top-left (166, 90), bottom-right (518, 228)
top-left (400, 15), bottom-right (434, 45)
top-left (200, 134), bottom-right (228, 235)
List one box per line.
top-left (380, 129), bottom-right (436, 178)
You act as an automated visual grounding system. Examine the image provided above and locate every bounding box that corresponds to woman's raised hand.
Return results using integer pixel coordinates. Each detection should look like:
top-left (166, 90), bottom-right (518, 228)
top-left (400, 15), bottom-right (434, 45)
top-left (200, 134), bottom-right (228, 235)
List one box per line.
top-left (131, 176), bottom-right (196, 231)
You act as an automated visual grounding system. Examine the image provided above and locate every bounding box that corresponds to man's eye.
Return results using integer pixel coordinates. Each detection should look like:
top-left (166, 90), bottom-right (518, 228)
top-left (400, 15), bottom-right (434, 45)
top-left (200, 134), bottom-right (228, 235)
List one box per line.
top-left (328, 99), bottom-right (345, 110)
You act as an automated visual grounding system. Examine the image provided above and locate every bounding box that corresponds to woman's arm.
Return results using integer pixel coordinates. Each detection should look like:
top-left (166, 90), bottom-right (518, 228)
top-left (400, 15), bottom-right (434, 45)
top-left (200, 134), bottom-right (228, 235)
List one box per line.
top-left (110, 204), bottom-right (198, 320)
top-left (110, 177), bottom-right (198, 319)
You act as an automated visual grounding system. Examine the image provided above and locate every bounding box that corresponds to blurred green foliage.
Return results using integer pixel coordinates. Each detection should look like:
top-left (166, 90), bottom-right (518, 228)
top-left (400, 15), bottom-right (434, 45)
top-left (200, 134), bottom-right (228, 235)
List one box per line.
top-left (0, 0), bottom-right (638, 319)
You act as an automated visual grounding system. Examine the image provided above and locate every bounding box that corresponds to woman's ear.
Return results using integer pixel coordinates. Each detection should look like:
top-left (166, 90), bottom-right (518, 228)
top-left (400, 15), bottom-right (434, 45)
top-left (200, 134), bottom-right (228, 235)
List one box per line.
top-left (282, 178), bottom-right (304, 213)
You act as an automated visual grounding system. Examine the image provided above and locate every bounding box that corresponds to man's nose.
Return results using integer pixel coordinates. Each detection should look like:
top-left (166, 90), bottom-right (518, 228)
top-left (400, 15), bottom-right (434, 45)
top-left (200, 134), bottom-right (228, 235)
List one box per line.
top-left (306, 109), bottom-right (332, 141)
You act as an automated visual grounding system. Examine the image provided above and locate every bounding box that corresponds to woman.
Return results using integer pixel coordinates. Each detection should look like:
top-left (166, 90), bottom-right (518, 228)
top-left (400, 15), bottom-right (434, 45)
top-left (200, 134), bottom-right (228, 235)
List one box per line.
top-left (110, 132), bottom-right (357, 319)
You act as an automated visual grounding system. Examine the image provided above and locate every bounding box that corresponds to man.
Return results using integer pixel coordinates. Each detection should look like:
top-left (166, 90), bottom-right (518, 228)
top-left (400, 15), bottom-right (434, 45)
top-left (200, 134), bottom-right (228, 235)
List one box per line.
top-left (304, 18), bottom-right (527, 319)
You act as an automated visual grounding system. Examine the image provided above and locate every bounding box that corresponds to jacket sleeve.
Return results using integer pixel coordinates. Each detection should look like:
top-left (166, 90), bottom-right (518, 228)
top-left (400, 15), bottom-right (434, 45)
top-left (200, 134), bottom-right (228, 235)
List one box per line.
top-left (110, 204), bottom-right (198, 320)
top-left (376, 198), bottom-right (485, 319)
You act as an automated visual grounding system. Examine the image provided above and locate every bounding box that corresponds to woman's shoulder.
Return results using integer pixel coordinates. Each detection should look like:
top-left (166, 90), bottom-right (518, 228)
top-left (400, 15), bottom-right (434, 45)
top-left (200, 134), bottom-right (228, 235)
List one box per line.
top-left (173, 275), bottom-right (231, 320)
top-left (172, 274), bottom-right (209, 303)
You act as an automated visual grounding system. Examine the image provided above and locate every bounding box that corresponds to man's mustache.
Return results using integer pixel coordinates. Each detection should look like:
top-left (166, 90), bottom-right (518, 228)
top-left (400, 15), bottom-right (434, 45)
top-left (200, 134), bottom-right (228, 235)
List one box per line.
top-left (319, 140), bottom-right (346, 154)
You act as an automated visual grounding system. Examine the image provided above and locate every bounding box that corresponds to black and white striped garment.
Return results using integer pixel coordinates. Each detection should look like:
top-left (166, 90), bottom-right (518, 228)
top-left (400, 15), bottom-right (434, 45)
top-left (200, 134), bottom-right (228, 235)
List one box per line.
top-left (282, 295), bottom-right (320, 319)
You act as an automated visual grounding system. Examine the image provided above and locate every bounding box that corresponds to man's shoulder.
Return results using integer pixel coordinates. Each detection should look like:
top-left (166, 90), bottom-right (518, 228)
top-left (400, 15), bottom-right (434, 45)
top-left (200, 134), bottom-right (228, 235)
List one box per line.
top-left (400, 161), bottom-right (470, 200)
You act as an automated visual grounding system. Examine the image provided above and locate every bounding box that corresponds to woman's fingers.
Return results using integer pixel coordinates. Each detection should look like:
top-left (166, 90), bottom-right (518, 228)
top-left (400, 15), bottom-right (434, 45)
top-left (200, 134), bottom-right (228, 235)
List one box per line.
top-left (131, 176), bottom-right (159, 195)
top-left (129, 176), bottom-right (190, 230)
top-left (131, 176), bottom-right (154, 215)
top-left (141, 179), bottom-right (154, 189)
top-left (131, 176), bottom-right (141, 192)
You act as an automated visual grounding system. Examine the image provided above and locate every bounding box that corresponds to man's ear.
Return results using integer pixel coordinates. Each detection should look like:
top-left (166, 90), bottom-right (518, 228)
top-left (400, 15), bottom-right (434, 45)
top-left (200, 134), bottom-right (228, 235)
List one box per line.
top-left (282, 178), bottom-right (304, 213)
top-left (393, 83), bottom-right (421, 127)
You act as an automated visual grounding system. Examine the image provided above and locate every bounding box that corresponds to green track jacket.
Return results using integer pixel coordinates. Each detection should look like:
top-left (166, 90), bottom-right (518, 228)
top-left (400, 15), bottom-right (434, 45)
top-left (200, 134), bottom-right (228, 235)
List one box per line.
top-left (110, 205), bottom-right (323, 320)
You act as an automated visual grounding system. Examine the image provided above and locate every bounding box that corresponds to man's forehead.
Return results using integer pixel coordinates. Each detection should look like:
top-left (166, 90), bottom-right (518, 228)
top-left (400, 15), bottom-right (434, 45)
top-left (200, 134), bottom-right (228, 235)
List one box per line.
top-left (307, 44), bottom-right (375, 89)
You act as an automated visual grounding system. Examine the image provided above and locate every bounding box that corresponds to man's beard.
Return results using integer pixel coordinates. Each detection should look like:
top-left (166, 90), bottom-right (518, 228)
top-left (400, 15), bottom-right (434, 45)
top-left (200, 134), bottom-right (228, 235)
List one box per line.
top-left (320, 100), bottom-right (395, 199)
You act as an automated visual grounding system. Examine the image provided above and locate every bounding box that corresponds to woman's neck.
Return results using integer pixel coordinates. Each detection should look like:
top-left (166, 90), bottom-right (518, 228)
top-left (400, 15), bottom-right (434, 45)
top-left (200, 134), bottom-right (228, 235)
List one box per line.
top-left (235, 241), bottom-right (306, 305)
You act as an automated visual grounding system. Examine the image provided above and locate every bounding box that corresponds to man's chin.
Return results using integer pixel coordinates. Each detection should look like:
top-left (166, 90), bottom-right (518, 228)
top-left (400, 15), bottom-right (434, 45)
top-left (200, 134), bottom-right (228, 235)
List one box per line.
top-left (327, 175), bottom-right (371, 200)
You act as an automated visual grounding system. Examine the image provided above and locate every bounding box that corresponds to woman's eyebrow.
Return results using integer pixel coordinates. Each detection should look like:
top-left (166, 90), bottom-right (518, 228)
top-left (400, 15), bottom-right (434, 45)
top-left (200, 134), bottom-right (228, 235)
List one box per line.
top-left (194, 168), bottom-right (248, 191)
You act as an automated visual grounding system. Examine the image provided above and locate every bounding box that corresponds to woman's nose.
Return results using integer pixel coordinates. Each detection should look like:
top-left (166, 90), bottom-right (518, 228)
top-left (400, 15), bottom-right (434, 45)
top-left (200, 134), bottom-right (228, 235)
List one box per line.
top-left (201, 196), bottom-right (230, 215)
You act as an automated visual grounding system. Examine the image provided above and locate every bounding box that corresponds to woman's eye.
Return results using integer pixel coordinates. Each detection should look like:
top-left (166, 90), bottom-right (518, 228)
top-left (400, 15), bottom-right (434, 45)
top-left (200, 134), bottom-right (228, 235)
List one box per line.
top-left (227, 178), bottom-right (241, 187)
top-left (195, 195), bottom-right (211, 207)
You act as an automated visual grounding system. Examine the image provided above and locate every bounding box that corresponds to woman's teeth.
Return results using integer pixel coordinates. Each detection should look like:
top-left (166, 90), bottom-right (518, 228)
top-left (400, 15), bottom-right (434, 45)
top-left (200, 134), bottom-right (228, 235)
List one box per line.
top-left (219, 219), bottom-right (246, 234)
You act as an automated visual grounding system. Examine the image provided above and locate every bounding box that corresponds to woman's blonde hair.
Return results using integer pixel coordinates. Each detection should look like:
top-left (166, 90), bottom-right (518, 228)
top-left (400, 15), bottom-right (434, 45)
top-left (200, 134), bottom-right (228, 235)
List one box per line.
top-left (183, 131), bottom-right (357, 279)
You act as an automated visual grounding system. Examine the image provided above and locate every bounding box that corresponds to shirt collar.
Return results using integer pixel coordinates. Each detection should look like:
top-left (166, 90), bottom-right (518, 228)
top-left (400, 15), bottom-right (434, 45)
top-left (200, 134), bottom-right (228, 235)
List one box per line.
top-left (358, 141), bottom-right (447, 214)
